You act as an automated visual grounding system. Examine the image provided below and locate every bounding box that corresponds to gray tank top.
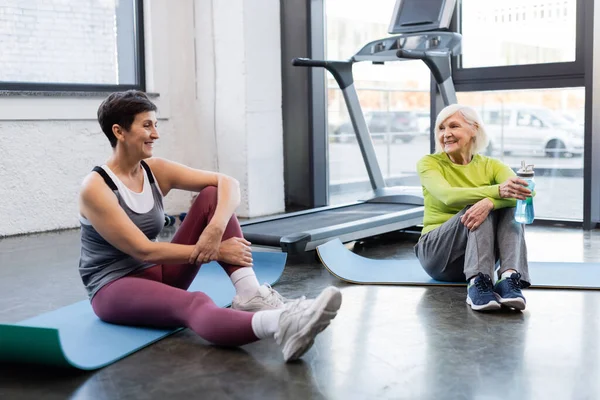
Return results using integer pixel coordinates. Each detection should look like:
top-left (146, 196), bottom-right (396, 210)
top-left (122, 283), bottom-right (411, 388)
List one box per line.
top-left (79, 160), bottom-right (165, 300)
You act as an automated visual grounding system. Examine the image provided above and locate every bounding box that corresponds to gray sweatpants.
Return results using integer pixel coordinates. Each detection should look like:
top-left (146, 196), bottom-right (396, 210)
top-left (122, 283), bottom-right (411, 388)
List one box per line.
top-left (414, 207), bottom-right (531, 286)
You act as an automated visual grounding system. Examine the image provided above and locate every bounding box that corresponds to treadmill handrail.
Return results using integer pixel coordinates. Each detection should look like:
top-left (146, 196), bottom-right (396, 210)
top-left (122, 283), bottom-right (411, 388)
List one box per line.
top-left (291, 58), bottom-right (355, 90)
top-left (396, 48), bottom-right (453, 88)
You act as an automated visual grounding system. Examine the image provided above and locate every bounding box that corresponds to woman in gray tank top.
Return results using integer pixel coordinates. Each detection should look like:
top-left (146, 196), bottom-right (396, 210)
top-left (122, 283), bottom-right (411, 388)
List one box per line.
top-left (78, 90), bottom-right (343, 362)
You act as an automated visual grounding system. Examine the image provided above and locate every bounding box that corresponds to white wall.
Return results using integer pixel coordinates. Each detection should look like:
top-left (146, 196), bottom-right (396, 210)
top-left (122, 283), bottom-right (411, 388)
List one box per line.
top-left (0, 0), bottom-right (284, 237)
top-left (195, 0), bottom-right (285, 217)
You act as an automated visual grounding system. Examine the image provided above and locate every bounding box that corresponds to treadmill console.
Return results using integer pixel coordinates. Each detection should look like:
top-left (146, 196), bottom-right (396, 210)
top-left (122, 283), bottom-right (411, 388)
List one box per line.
top-left (352, 31), bottom-right (462, 63)
top-left (388, 0), bottom-right (457, 34)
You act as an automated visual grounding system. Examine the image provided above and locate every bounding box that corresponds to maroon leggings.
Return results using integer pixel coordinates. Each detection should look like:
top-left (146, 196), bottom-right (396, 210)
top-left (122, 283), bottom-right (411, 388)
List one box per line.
top-left (91, 186), bottom-right (259, 346)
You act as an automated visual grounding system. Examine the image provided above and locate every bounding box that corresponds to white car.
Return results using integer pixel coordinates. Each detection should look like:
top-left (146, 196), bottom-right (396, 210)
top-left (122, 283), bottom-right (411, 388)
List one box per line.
top-left (479, 105), bottom-right (583, 158)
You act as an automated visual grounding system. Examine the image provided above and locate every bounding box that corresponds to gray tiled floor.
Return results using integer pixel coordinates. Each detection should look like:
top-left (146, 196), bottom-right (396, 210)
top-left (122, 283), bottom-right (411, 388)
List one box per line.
top-left (1, 225), bottom-right (600, 399)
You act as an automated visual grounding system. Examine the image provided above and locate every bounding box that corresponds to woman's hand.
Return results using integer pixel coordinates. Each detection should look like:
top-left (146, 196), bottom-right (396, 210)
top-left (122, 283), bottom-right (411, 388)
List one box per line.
top-left (189, 224), bottom-right (224, 264)
top-left (499, 176), bottom-right (532, 200)
top-left (218, 237), bottom-right (253, 267)
top-left (461, 198), bottom-right (494, 231)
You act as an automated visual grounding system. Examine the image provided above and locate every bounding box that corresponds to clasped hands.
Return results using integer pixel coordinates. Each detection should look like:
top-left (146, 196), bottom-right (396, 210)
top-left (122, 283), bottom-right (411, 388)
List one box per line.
top-left (461, 176), bottom-right (532, 231)
top-left (188, 224), bottom-right (253, 267)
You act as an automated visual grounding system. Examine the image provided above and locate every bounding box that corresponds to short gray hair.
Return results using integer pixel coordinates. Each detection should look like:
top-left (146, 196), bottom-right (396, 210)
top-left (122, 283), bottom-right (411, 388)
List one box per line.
top-left (434, 104), bottom-right (489, 154)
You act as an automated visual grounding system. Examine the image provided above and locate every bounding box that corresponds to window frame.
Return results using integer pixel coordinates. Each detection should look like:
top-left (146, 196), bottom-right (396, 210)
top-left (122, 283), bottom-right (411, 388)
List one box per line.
top-left (303, 0), bottom-right (598, 228)
top-left (0, 0), bottom-right (146, 92)
top-left (451, 0), bottom-right (585, 91)
top-left (441, 0), bottom-right (590, 226)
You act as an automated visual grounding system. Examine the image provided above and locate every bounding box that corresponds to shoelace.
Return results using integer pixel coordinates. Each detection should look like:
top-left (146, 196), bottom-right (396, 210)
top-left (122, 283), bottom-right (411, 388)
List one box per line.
top-left (506, 273), bottom-right (522, 291)
top-left (261, 284), bottom-right (285, 305)
top-left (284, 297), bottom-right (307, 310)
top-left (262, 283), bottom-right (306, 305)
top-left (475, 273), bottom-right (494, 294)
top-left (274, 298), bottom-right (313, 342)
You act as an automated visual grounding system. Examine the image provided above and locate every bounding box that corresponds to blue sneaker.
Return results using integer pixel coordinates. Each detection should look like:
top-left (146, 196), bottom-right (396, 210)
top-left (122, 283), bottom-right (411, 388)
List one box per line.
top-left (466, 273), bottom-right (501, 311)
top-left (494, 272), bottom-right (526, 311)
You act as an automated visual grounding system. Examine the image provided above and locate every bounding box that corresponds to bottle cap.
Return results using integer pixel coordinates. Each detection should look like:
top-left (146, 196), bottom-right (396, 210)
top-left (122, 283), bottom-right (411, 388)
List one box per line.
top-left (517, 160), bottom-right (534, 177)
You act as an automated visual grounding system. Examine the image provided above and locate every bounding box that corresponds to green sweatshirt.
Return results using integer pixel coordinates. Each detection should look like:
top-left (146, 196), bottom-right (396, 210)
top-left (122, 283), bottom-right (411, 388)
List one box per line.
top-left (416, 152), bottom-right (518, 235)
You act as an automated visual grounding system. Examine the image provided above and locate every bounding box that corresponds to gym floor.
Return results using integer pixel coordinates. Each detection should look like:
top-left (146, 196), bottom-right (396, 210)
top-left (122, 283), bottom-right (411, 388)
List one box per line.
top-left (1, 224), bottom-right (600, 400)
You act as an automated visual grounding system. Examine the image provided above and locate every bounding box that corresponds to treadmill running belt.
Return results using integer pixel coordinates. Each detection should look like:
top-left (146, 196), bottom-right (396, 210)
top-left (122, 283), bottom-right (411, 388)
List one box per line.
top-left (241, 203), bottom-right (414, 237)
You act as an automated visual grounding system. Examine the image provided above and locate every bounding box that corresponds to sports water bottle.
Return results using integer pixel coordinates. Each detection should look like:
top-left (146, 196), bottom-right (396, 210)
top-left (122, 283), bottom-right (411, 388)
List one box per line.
top-left (514, 161), bottom-right (535, 224)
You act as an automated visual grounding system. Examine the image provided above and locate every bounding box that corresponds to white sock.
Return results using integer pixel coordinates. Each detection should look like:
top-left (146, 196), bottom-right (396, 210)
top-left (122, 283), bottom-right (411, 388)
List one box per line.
top-left (251, 309), bottom-right (284, 339)
top-left (230, 268), bottom-right (261, 299)
top-left (501, 270), bottom-right (516, 280)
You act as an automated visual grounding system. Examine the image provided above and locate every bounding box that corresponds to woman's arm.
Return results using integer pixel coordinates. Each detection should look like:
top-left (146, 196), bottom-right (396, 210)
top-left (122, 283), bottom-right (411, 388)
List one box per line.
top-left (417, 156), bottom-right (501, 208)
top-left (145, 157), bottom-right (240, 233)
top-left (492, 158), bottom-right (518, 185)
top-left (79, 173), bottom-right (195, 265)
top-left (489, 198), bottom-right (517, 209)
top-left (489, 159), bottom-right (523, 209)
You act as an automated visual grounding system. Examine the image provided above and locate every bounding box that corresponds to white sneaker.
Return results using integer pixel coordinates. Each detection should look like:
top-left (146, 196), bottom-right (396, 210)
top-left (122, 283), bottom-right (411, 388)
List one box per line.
top-left (231, 284), bottom-right (289, 311)
top-left (275, 286), bottom-right (342, 362)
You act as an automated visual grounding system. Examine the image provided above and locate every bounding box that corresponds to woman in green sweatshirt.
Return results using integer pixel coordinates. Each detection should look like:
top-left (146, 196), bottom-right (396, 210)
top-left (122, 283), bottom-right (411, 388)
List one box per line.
top-left (414, 104), bottom-right (533, 312)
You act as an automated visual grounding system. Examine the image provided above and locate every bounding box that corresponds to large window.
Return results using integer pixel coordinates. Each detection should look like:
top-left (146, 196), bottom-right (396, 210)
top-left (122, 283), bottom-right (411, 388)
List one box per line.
top-left (0, 0), bottom-right (145, 91)
top-left (460, 0), bottom-right (577, 68)
top-left (452, 0), bottom-right (586, 223)
top-left (326, 0), bottom-right (431, 205)
top-left (319, 0), bottom-right (588, 224)
top-left (457, 87), bottom-right (585, 221)
top-left (453, 0), bottom-right (584, 88)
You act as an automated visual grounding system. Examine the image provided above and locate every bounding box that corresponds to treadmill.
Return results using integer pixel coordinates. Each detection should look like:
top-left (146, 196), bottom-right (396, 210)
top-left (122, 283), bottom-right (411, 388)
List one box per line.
top-left (241, 0), bottom-right (461, 253)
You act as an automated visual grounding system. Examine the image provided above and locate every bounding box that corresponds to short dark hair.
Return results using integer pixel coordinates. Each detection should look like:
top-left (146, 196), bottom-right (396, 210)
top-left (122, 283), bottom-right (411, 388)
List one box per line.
top-left (97, 90), bottom-right (158, 148)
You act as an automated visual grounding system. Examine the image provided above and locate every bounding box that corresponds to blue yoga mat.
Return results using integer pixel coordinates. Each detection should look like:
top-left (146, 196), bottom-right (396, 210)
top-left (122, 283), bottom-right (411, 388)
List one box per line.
top-left (0, 251), bottom-right (286, 370)
top-left (316, 239), bottom-right (600, 290)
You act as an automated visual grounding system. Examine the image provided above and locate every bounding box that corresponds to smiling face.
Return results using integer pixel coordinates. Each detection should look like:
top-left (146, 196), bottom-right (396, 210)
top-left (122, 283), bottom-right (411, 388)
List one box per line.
top-left (114, 111), bottom-right (159, 158)
top-left (437, 112), bottom-right (476, 156)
